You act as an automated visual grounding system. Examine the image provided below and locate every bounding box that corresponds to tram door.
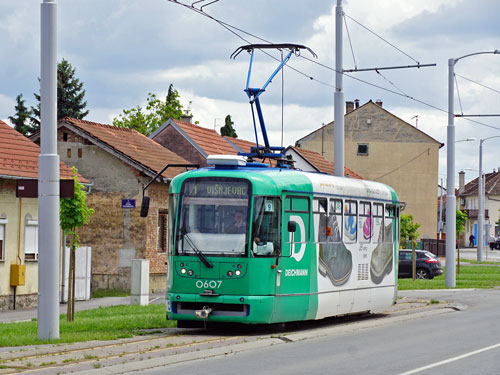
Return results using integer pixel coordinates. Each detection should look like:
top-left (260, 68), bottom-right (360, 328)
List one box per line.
top-left (274, 195), bottom-right (312, 321)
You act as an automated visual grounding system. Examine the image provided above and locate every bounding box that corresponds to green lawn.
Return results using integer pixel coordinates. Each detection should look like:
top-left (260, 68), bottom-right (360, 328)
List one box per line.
top-left (91, 289), bottom-right (130, 298)
top-left (398, 265), bottom-right (500, 290)
top-left (0, 304), bottom-right (176, 347)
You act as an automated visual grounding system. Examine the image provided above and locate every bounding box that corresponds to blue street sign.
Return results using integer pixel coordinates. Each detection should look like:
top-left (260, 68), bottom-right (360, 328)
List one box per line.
top-left (121, 199), bottom-right (136, 209)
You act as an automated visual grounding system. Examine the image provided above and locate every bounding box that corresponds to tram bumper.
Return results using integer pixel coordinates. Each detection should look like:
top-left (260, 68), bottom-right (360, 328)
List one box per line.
top-left (166, 292), bottom-right (275, 324)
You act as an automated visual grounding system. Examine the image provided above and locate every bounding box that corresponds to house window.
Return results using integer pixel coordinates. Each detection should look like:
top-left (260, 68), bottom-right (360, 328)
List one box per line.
top-left (157, 210), bottom-right (168, 252)
top-left (63, 132), bottom-right (68, 141)
top-left (357, 144), bottom-right (369, 156)
top-left (0, 219), bottom-right (6, 261)
top-left (25, 218), bottom-right (38, 261)
top-left (67, 148), bottom-right (72, 158)
top-left (78, 148), bottom-right (83, 158)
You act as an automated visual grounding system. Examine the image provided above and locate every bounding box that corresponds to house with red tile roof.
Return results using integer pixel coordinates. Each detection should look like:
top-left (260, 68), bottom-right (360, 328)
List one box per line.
top-left (286, 146), bottom-right (363, 179)
top-left (457, 169), bottom-right (500, 247)
top-left (30, 117), bottom-right (193, 292)
top-left (0, 120), bottom-right (83, 310)
top-left (150, 118), bottom-right (239, 166)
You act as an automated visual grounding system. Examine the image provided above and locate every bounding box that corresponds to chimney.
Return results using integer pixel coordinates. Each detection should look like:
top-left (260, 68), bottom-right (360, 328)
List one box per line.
top-left (354, 99), bottom-right (360, 108)
top-left (375, 99), bottom-right (383, 107)
top-left (180, 114), bottom-right (193, 124)
top-left (458, 171), bottom-right (465, 194)
top-left (346, 101), bottom-right (354, 114)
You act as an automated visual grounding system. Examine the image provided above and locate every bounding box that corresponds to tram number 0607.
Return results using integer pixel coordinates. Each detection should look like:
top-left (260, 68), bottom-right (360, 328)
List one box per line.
top-left (195, 280), bottom-right (222, 289)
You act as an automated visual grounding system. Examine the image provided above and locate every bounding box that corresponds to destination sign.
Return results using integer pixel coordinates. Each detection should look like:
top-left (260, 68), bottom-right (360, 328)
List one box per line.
top-left (184, 179), bottom-right (249, 198)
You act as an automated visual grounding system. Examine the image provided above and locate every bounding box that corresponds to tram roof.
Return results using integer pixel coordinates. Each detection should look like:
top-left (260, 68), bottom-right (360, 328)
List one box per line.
top-left (170, 164), bottom-right (398, 203)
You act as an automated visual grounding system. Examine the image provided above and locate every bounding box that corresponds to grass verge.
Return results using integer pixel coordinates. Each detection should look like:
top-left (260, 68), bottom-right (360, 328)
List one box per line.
top-left (91, 289), bottom-right (130, 298)
top-left (398, 265), bottom-right (500, 290)
top-left (0, 304), bottom-right (176, 347)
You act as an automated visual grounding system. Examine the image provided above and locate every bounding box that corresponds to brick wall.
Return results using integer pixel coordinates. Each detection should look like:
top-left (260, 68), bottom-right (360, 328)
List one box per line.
top-left (57, 126), bottom-right (172, 291)
top-left (153, 125), bottom-right (207, 166)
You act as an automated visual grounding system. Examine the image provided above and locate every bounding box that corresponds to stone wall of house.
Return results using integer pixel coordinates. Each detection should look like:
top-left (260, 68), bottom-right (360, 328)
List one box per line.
top-left (0, 293), bottom-right (38, 311)
top-left (58, 127), bottom-right (171, 292)
top-left (153, 125), bottom-right (207, 166)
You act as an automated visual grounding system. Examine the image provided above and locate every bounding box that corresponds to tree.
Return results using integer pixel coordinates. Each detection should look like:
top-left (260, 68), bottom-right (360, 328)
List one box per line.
top-left (400, 213), bottom-right (420, 248)
top-left (60, 167), bottom-right (94, 321)
top-left (31, 59), bottom-right (89, 131)
top-left (8, 94), bottom-right (35, 136)
top-left (220, 115), bottom-right (238, 138)
top-left (456, 209), bottom-right (467, 236)
top-left (113, 84), bottom-right (186, 136)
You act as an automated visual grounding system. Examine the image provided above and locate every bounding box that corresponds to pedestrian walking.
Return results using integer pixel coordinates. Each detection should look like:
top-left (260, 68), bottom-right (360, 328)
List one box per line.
top-left (469, 234), bottom-right (475, 247)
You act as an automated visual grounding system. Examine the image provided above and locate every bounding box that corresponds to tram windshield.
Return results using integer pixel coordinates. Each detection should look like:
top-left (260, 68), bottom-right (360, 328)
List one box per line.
top-left (176, 178), bottom-right (251, 256)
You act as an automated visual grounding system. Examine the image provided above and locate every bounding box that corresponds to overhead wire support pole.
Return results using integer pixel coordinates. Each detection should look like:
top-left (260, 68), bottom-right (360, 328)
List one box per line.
top-left (334, 0), bottom-right (344, 177)
top-left (446, 49), bottom-right (499, 288)
top-left (343, 63), bottom-right (436, 73)
top-left (38, 0), bottom-right (60, 340)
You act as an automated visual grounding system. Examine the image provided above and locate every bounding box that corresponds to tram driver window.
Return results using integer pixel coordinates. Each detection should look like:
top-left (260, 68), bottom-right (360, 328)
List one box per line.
top-left (252, 197), bottom-right (281, 256)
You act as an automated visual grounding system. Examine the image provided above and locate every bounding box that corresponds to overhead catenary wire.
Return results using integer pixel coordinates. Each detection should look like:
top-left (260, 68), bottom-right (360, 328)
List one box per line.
top-left (454, 74), bottom-right (464, 116)
top-left (455, 73), bottom-right (500, 95)
top-left (166, 0), bottom-right (500, 133)
top-left (343, 14), bottom-right (357, 70)
top-left (343, 13), bottom-right (420, 65)
top-left (374, 148), bottom-right (430, 180)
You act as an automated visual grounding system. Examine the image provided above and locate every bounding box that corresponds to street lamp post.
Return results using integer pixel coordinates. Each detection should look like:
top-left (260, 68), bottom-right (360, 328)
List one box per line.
top-left (446, 50), bottom-right (499, 288)
top-left (478, 136), bottom-right (500, 261)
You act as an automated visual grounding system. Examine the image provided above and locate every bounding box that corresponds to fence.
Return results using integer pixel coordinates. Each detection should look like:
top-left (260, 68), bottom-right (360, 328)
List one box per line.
top-left (420, 239), bottom-right (446, 257)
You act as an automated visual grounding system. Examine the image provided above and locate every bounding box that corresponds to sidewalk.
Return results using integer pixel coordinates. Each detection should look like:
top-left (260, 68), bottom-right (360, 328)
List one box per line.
top-left (0, 293), bottom-right (165, 324)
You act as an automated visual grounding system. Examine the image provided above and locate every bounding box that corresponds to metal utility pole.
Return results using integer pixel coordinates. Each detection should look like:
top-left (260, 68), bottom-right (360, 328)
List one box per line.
top-left (446, 58), bottom-right (456, 287)
top-left (333, 0), bottom-right (344, 177)
top-left (446, 50), bottom-right (499, 287)
top-left (38, 0), bottom-right (60, 340)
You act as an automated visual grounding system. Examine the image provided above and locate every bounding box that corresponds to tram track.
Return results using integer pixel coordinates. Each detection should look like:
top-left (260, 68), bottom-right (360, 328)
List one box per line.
top-left (0, 331), bottom-right (244, 374)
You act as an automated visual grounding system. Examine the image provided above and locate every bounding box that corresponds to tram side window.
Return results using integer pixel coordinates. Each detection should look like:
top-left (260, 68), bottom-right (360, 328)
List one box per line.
top-left (285, 196), bottom-right (310, 243)
top-left (385, 204), bottom-right (397, 244)
top-left (343, 200), bottom-right (357, 243)
top-left (359, 201), bottom-right (372, 243)
top-left (252, 197), bottom-right (281, 256)
top-left (328, 199), bottom-right (343, 243)
top-left (313, 198), bottom-right (328, 243)
top-left (373, 203), bottom-right (384, 243)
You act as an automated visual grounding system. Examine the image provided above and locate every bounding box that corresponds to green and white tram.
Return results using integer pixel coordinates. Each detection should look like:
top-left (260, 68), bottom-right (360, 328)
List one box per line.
top-left (158, 155), bottom-right (400, 325)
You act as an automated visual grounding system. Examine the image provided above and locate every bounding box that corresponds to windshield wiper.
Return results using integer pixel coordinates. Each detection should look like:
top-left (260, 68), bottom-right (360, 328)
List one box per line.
top-left (181, 230), bottom-right (213, 268)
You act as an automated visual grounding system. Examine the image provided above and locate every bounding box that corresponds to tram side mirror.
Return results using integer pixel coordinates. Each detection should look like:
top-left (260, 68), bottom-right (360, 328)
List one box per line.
top-left (140, 196), bottom-right (150, 217)
top-left (288, 221), bottom-right (297, 233)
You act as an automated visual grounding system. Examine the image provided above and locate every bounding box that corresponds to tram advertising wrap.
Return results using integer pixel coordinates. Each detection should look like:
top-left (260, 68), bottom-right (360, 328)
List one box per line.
top-left (159, 159), bottom-right (399, 326)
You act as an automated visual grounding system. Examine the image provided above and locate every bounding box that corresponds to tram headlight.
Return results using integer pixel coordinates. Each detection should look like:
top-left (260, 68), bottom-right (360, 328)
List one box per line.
top-left (188, 270), bottom-right (194, 276)
top-left (235, 269), bottom-right (241, 276)
top-left (227, 271), bottom-right (233, 277)
top-left (181, 268), bottom-right (187, 274)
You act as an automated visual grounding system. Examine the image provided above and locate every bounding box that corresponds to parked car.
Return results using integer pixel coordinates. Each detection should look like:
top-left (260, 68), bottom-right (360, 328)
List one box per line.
top-left (398, 250), bottom-right (443, 279)
top-left (489, 237), bottom-right (500, 250)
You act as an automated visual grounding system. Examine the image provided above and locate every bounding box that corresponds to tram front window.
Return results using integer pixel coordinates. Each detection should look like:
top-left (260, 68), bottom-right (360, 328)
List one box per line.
top-left (177, 178), bottom-right (250, 256)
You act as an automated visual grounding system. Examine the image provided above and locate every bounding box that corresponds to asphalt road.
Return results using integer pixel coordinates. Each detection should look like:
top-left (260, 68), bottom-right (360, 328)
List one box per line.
top-left (135, 289), bottom-right (500, 375)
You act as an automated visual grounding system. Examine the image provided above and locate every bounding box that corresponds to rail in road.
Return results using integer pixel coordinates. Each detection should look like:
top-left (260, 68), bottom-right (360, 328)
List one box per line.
top-left (0, 298), bottom-right (461, 375)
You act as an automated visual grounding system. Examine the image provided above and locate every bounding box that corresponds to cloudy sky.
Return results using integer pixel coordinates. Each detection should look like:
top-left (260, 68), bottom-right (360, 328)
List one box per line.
top-left (1, 0), bottom-right (499, 186)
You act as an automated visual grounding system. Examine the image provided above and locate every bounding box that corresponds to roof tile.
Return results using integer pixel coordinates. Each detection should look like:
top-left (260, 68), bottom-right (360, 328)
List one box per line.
top-left (61, 117), bottom-right (192, 179)
top-left (290, 146), bottom-right (364, 179)
top-left (0, 120), bottom-right (80, 180)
